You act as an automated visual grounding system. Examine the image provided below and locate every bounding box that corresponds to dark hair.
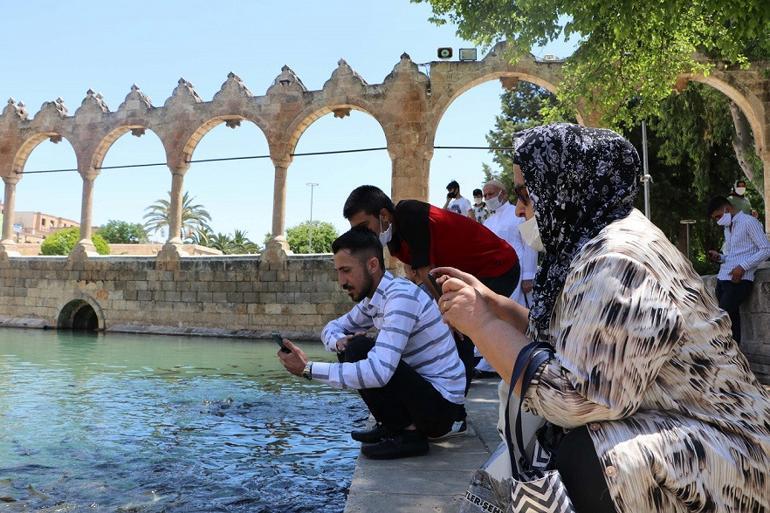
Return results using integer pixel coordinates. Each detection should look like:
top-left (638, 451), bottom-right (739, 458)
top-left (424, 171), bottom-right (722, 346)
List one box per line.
top-left (472, 188), bottom-right (482, 197)
top-left (446, 180), bottom-right (459, 190)
top-left (343, 185), bottom-right (394, 220)
top-left (706, 196), bottom-right (731, 217)
top-left (331, 226), bottom-right (385, 269)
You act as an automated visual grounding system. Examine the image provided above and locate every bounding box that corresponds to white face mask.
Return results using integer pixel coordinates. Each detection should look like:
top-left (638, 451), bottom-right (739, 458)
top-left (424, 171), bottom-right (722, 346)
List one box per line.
top-left (717, 210), bottom-right (732, 227)
top-left (518, 215), bottom-right (545, 252)
top-left (485, 192), bottom-right (503, 212)
top-left (378, 217), bottom-right (392, 246)
top-left (734, 187), bottom-right (746, 196)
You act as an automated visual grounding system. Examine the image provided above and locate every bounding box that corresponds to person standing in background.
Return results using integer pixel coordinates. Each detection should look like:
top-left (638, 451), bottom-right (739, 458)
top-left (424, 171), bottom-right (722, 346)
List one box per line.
top-left (470, 188), bottom-right (490, 224)
top-left (443, 180), bottom-right (472, 217)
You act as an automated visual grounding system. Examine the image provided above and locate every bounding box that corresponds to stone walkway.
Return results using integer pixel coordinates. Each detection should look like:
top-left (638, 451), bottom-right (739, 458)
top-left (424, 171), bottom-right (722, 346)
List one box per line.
top-left (343, 379), bottom-right (502, 513)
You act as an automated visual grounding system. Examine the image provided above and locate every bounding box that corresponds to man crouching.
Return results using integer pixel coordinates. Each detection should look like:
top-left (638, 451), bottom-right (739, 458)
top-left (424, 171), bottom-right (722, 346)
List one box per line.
top-left (278, 226), bottom-right (466, 459)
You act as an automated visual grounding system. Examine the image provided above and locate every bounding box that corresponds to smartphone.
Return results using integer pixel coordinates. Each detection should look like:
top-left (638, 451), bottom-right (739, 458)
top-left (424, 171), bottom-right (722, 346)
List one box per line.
top-left (427, 272), bottom-right (442, 297)
top-left (272, 332), bottom-right (291, 353)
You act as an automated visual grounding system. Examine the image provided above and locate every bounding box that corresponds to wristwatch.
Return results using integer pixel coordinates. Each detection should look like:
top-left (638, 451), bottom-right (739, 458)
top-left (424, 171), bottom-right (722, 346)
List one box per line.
top-left (302, 361), bottom-right (313, 381)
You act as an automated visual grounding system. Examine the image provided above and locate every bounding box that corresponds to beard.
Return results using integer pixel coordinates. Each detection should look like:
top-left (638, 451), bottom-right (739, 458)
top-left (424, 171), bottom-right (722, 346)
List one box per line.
top-left (345, 271), bottom-right (375, 302)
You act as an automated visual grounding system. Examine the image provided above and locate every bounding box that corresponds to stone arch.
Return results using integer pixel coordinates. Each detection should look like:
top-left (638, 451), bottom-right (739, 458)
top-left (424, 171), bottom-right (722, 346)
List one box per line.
top-left (57, 295), bottom-right (105, 331)
top-left (181, 115), bottom-right (272, 165)
top-left (285, 102), bottom-right (388, 156)
top-left (89, 125), bottom-right (167, 171)
top-left (12, 131), bottom-right (77, 175)
top-left (429, 71), bottom-right (582, 148)
top-left (686, 73), bottom-right (766, 154)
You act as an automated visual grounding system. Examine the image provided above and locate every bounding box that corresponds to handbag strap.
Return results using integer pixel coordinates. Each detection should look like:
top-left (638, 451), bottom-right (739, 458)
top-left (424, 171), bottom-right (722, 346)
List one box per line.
top-left (503, 341), bottom-right (553, 477)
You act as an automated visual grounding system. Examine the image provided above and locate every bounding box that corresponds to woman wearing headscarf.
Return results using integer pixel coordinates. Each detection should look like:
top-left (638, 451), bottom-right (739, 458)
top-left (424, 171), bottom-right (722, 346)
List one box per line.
top-left (435, 123), bottom-right (770, 513)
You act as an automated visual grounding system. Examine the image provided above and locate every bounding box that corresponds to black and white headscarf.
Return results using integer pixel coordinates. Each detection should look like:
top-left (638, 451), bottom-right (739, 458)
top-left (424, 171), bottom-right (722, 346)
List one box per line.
top-left (513, 123), bottom-right (640, 341)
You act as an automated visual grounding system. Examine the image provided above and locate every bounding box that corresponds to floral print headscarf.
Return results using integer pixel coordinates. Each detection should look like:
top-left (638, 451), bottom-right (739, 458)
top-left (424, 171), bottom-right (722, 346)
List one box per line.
top-left (513, 123), bottom-right (640, 341)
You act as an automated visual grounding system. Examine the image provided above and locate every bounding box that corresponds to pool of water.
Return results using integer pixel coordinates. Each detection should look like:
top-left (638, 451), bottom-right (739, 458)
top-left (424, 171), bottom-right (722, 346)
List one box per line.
top-left (0, 328), bottom-right (365, 513)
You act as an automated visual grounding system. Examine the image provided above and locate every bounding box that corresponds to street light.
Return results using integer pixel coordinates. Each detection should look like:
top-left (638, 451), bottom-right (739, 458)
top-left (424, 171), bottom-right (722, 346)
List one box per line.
top-left (640, 120), bottom-right (653, 219)
top-left (307, 182), bottom-right (319, 252)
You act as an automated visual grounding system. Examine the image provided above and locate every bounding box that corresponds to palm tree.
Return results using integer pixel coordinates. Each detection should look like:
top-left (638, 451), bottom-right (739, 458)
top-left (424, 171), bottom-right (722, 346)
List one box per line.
top-left (209, 233), bottom-right (234, 253)
top-left (231, 229), bottom-right (260, 254)
top-left (144, 191), bottom-right (212, 238)
top-left (187, 226), bottom-right (214, 246)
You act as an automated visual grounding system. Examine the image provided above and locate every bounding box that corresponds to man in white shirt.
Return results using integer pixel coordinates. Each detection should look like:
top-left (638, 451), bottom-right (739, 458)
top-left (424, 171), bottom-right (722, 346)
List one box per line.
top-left (443, 180), bottom-right (472, 216)
top-left (707, 195), bottom-right (770, 344)
top-left (278, 226), bottom-right (466, 459)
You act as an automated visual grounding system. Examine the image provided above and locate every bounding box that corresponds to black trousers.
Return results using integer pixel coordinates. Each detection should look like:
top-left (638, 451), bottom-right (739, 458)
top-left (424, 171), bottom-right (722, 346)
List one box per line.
top-left (479, 262), bottom-right (520, 298)
top-left (460, 262), bottom-right (521, 383)
top-left (340, 335), bottom-right (463, 437)
top-left (555, 426), bottom-right (617, 513)
top-left (715, 279), bottom-right (754, 344)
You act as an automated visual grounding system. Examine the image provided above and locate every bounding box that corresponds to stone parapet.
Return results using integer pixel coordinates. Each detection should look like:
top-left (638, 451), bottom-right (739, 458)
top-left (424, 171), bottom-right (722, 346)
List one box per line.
top-left (0, 254), bottom-right (349, 340)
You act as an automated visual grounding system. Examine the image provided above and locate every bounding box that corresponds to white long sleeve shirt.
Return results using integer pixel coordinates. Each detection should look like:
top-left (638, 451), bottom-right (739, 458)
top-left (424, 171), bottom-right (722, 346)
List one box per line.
top-left (483, 201), bottom-right (538, 281)
top-left (717, 210), bottom-right (770, 281)
top-left (314, 272), bottom-right (465, 405)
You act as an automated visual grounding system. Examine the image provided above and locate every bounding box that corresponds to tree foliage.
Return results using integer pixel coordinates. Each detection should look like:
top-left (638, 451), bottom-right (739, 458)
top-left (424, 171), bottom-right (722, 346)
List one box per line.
top-left (187, 227), bottom-right (261, 254)
top-left (97, 220), bottom-right (148, 244)
top-left (286, 221), bottom-right (339, 254)
top-left (415, 0), bottom-right (770, 127)
top-left (41, 227), bottom-right (109, 256)
top-left (143, 191), bottom-right (212, 238)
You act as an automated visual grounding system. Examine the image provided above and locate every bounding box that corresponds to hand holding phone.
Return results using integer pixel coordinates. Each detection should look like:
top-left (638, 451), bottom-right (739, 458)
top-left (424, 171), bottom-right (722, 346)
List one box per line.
top-left (272, 333), bottom-right (291, 353)
top-left (426, 272), bottom-right (443, 300)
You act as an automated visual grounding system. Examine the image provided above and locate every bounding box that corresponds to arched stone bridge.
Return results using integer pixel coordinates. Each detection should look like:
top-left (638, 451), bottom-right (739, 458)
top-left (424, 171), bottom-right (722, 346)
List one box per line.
top-left (2, 42), bottom-right (768, 263)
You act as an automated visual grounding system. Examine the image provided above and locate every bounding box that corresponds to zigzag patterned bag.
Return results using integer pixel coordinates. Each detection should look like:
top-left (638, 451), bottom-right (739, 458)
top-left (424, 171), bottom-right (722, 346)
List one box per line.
top-left (460, 341), bottom-right (576, 513)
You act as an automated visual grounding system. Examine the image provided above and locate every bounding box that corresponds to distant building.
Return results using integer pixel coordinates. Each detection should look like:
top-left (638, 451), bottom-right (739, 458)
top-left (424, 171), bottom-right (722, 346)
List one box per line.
top-left (0, 203), bottom-right (79, 243)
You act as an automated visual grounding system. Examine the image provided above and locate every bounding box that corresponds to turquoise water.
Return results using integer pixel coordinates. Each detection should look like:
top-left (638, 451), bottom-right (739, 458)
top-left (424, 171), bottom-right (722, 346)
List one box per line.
top-left (0, 328), bottom-right (365, 512)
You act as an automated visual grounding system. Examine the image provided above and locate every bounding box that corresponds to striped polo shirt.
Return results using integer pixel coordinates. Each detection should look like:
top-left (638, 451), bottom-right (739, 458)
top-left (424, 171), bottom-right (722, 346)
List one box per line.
top-left (312, 271), bottom-right (465, 405)
top-left (717, 210), bottom-right (770, 281)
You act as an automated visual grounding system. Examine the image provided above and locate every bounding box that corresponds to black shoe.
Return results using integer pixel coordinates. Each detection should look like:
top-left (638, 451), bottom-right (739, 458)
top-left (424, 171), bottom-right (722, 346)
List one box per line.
top-left (361, 430), bottom-right (429, 460)
top-left (351, 423), bottom-right (389, 443)
top-left (472, 369), bottom-right (499, 380)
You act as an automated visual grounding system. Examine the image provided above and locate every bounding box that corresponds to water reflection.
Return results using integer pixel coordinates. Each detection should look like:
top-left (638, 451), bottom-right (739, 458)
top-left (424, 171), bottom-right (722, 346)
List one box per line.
top-left (0, 328), bottom-right (365, 512)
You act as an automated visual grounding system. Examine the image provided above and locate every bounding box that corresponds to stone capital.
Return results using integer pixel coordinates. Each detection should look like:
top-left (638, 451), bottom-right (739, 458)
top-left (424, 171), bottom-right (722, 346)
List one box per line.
top-left (2, 174), bottom-right (20, 186)
top-left (168, 163), bottom-right (191, 176)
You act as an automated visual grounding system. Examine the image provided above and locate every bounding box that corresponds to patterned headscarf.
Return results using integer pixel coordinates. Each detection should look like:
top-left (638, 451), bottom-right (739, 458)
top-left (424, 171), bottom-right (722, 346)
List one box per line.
top-left (513, 123), bottom-right (640, 341)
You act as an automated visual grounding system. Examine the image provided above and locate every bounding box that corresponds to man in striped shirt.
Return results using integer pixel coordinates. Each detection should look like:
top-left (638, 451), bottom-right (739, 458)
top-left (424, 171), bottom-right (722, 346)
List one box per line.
top-left (707, 196), bottom-right (770, 344)
top-left (278, 227), bottom-right (466, 459)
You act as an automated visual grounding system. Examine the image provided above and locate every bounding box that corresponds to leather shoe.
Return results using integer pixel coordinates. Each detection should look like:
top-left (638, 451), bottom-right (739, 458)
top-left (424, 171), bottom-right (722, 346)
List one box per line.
top-left (351, 423), bottom-right (389, 443)
top-left (361, 430), bottom-right (429, 459)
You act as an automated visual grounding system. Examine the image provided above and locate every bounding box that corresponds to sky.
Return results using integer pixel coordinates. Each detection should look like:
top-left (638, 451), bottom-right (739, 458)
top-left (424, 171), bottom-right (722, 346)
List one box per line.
top-left (1, 1), bottom-right (574, 243)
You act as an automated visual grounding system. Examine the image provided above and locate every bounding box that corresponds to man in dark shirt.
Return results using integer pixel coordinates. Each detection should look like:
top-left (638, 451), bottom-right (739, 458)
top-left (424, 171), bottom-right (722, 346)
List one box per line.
top-left (342, 185), bottom-right (520, 390)
top-left (343, 185), bottom-right (520, 296)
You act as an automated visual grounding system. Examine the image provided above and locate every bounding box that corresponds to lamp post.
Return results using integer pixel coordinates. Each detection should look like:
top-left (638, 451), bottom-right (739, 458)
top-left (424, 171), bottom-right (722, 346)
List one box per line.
top-left (680, 219), bottom-right (697, 259)
top-left (641, 120), bottom-right (652, 219)
top-left (306, 182), bottom-right (319, 252)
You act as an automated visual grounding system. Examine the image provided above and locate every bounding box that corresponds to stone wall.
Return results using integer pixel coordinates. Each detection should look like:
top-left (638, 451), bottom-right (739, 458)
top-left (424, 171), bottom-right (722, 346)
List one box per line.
top-left (0, 254), bottom-right (350, 340)
top-left (704, 262), bottom-right (770, 384)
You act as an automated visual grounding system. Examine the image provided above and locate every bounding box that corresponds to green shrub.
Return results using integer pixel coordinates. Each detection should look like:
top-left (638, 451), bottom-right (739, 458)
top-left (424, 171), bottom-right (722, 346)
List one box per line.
top-left (40, 227), bottom-right (110, 255)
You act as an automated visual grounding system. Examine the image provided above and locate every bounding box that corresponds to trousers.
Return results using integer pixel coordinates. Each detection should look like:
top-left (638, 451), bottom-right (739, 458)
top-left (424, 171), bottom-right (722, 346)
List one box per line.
top-left (715, 279), bottom-right (754, 344)
top-left (340, 335), bottom-right (463, 437)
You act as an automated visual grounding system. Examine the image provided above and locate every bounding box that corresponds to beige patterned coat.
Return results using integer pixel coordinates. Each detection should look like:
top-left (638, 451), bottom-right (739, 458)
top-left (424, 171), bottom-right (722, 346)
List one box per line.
top-left (525, 209), bottom-right (770, 512)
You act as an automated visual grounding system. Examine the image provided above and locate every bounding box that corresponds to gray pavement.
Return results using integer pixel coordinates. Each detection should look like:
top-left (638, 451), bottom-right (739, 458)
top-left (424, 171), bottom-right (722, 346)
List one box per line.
top-left (343, 378), bottom-right (502, 513)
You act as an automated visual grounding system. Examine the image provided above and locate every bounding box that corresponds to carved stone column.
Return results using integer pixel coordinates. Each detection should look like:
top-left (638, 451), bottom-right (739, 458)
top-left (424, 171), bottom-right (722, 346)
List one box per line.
top-left (263, 157), bottom-right (292, 263)
top-left (0, 175), bottom-right (21, 257)
top-left (389, 143), bottom-right (432, 203)
top-left (157, 164), bottom-right (191, 262)
top-left (69, 169), bottom-right (100, 260)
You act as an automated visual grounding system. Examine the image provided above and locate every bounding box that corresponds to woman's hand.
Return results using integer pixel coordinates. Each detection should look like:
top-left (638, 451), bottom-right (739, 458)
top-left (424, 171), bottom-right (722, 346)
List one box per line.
top-left (437, 276), bottom-right (496, 338)
top-left (431, 266), bottom-right (493, 300)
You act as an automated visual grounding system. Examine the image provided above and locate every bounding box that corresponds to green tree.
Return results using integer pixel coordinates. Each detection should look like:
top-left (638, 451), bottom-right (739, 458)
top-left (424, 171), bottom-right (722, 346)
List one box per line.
top-left (97, 220), bottom-right (148, 244)
top-left (143, 191), bottom-right (212, 238)
top-left (41, 227), bottom-right (109, 256)
top-left (209, 233), bottom-right (234, 253)
top-left (482, 81), bottom-right (572, 191)
top-left (416, 0), bottom-right (770, 127)
top-left (286, 221), bottom-right (339, 254)
top-left (230, 229), bottom-right (260, 254)
top-left (187, 226), bottom-right (214, 246)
